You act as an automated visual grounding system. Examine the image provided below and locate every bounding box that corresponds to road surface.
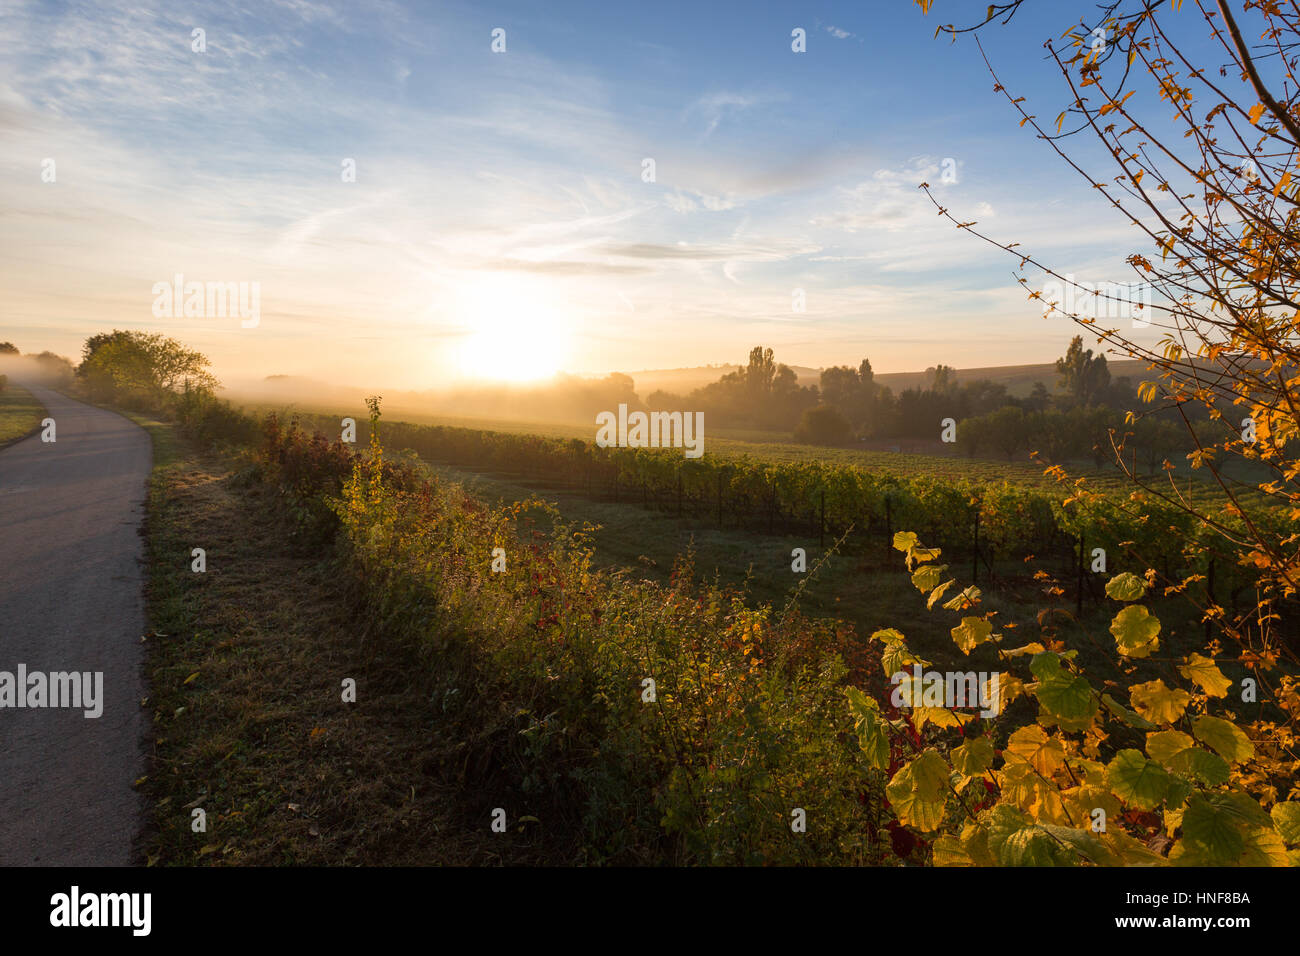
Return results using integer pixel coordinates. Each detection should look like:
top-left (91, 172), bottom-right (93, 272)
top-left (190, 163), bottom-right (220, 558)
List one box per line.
top-left (0, 385), bottom-right (151, 865)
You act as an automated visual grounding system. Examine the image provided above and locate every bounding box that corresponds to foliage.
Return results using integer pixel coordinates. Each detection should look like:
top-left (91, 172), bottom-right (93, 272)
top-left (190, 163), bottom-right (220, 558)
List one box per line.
top-left (257, 401), bottom-right (891, 864)
top-left (845, 533), bottom-right (1300, 866)
top-left (794, 404), bottom-right (853, 446)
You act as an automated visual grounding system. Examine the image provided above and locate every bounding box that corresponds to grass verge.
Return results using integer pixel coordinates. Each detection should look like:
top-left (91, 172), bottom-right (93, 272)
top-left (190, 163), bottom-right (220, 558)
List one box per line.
top-left (135, 421), bottom-right (554, 864)
top-left (0, 384), bottom-right (45, 446)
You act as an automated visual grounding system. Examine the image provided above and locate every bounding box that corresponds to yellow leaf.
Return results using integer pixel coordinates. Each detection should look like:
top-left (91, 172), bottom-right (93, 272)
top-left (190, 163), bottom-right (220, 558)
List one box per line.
top-left (1179, 653), bottom-right (1232, 698)
top-left (1249, 103), bottom-right (1266, 125)
top-left (1129, 679), bottom-right (1191, 723)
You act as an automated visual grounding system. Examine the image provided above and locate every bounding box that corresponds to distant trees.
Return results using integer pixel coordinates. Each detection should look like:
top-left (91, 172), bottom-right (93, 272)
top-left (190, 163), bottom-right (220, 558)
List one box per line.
top-left (818, 359), bottom-right (877, 433)
top-left (0, 342), bottom-right (18, 355)
top-left (660, 345), bottom-right (819, 431)
top-left (794, 404), bottom-right (852, 446)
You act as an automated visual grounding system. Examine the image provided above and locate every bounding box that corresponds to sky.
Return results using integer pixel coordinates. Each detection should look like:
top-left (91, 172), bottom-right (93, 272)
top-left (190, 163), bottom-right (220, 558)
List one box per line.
top-left (0, 0), bottom-right (1241, 390)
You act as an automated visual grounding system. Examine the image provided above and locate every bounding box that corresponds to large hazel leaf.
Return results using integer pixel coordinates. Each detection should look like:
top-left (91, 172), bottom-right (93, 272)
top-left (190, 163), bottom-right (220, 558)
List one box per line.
top-left (1191, 715), bottom-right (1255, 764)
top-left (1179, 653), bottom-right (1232, 698)
top-left (886, 749), bottom-right (950, 832)
top-left (1105, 572), bottom-right (1148, 602)
top-left (1005, 725), bottom-right (1066, 776)
top-left (951, 616), bottom-right (993, 655)
top-left (1106, 749), bottom-right (1170, 810)
top-left (1029, 652), bottom-right (1098, 730)
top-left (1128, 679), bottom-right (1191, 724)
top-left (845, 687), bottom-right (890, 771)
top-left (1270, 802), bottom-right (1300, 845)
top-left (1110, 605), bottom-right (1160, 658)
top-left (951, 736), bottom-right (994, 777)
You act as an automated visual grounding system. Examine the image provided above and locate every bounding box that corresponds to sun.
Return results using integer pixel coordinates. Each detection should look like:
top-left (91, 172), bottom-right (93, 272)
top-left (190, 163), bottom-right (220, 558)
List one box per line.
top-left (453, 275), bottom-right (570, 383)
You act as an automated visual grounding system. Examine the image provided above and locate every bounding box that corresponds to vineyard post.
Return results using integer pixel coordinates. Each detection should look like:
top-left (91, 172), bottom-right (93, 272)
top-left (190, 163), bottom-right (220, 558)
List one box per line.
top-left (716, 471), bottom-right (723, 528)
top-left (972, 503), bottom-right (980, 585)
top-left (885, 493), bottom-right (892, 546)
top-left (677, 473), bottom-right (683, 517)
top-left (819, 488), bottom-right (826, 549)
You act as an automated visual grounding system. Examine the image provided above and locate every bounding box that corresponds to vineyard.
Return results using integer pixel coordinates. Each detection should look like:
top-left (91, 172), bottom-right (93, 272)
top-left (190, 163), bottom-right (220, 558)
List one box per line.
top-left (278, 411), bottom-right (1291, 633)
top-left (247, 405), bottom-right (1300, 866)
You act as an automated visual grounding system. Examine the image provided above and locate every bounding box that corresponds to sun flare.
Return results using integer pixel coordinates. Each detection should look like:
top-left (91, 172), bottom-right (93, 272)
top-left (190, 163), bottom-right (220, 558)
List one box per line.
top-left (453, 275), bottom-right (570, 383)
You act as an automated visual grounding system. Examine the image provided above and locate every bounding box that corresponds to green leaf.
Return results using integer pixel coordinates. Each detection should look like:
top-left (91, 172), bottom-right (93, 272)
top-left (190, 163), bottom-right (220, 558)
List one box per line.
top-left (951, 616), bottom-right (993, 655)
top-left (846, 687), bottom-right (890, 771)
top-left (886, 749), bottom-right (950, 832)
top-left (1035, 824), bottom-right (1119, 866)
top-left (1191, 716), bottom-right (1254, 764)
top-left (1270, 802), bottom-right (1300, 845)
top-left (871, 628), bottom-right (906, 645)
top-left (1146, 731), bottom-right (1229, 786)
top-left (1175, 792), bottom-right (1253, 865)
top-left (1105, 572), bottom-right (1147, 602)
top-left (1000, 826), bottom-right (1078, 866)
top-left (1029, 652), bottom-right (1098, 730)
top-left (881, 640), bottom-right (927, 679)
top-left (1109, 605), bottom-right (1160, 658)
top-left (1106, 749), bottom-right (1170, 810)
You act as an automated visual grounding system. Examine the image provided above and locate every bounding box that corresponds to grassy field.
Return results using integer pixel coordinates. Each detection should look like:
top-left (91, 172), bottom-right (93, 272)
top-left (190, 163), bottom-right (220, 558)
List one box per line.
top-left (0, 384), bottom-right (44, 445)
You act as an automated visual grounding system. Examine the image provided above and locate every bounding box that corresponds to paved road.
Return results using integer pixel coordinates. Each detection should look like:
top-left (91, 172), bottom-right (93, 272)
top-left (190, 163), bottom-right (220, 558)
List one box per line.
top-left (0, 385), bottom-right (151, 865)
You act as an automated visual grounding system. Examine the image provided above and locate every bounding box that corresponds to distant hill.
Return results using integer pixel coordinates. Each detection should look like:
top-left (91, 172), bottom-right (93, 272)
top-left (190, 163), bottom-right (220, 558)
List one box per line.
top-left (873, 359), bottom-right (1152, 398)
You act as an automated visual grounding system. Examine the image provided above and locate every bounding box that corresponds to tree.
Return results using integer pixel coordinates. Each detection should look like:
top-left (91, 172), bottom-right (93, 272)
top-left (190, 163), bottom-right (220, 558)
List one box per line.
top-left (0, 342), bottom-right (18, 355)
top-left (1054, 335), bottom-right (1110, 407)
top-left (794, 404), bottom-right (852, 446)
top-left (926, 364), bottom-right (957, 392)
top-left (78, 331), bottom-right (217, 407)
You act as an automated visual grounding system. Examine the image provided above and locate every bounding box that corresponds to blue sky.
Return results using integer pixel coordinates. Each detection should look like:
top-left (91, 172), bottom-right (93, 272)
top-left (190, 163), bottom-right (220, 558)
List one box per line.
top-left (0, 0), bottom-right (1231, 389)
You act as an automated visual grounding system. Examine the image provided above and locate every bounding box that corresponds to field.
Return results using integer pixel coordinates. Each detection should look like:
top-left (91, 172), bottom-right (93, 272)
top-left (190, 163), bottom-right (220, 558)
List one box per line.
top-left (236, 399), bottom-right (1263, 670)
top-left (0, 383), bottom-right (44, 445)
top-left (234, 395), bottom-right (1250, 493)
